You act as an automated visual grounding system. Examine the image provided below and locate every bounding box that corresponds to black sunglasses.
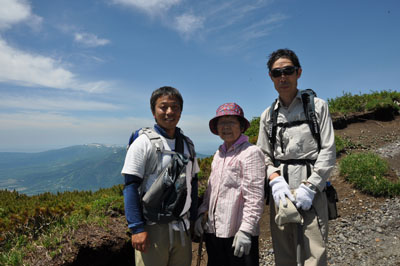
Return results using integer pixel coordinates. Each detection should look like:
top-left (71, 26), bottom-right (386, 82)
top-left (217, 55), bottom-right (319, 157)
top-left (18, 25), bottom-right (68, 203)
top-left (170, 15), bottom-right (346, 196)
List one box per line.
top-left (270, 66), bottom-right (298, 78)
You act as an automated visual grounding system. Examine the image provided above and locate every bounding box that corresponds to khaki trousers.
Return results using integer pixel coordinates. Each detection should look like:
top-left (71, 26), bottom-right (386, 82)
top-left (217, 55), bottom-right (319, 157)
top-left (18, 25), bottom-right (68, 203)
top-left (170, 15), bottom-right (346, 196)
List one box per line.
top-left (270, 191), bottom-right (329, 266)
top-left (135, 223), bottom-right (192, 266)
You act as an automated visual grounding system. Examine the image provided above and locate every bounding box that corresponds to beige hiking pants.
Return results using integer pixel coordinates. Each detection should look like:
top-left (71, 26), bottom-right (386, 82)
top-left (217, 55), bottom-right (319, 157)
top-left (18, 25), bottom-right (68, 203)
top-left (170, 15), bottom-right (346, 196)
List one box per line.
top-left (135, 223), bottom-right (192, 266)
top-left (270, 190), bottom-right (329, 266)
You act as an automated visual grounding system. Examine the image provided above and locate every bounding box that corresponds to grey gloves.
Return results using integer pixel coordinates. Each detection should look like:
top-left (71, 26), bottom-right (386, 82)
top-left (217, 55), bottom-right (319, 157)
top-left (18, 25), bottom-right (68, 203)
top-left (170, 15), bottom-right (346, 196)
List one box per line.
top-left (295, 183), bottom-right (316, 210)
top-left (194, 213), bottom-right (207, 237)
top-left (270, 176), bottom-right (295, 207)
top-left (196, 214), bottom-right (252, 258)
top-left (232, 230), bottom-right (252, 257)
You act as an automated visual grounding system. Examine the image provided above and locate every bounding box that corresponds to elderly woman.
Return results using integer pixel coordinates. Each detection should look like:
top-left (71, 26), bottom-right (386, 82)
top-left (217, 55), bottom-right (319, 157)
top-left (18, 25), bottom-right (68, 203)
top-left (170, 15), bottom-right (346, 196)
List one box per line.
top-left (195, 103), bottom-right (265, 266)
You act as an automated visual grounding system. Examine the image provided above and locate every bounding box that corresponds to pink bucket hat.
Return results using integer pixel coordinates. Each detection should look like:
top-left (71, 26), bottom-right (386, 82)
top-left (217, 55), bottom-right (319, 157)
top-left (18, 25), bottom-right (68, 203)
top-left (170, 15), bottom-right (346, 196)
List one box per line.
top-left (209, 102), bottom-right (250, 135)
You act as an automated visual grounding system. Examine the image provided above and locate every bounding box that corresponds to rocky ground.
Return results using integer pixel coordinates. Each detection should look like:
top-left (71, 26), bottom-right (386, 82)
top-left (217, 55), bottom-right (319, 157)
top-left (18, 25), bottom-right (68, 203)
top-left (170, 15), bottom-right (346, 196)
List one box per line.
top-left (24, 114), bottom-right (400, 266)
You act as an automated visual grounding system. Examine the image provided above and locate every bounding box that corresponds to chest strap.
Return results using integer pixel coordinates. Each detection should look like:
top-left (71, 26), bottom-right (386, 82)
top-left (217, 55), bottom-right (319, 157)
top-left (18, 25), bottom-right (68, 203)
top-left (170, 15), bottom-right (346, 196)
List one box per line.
top-left (276, 159), bottom-right (316, 182)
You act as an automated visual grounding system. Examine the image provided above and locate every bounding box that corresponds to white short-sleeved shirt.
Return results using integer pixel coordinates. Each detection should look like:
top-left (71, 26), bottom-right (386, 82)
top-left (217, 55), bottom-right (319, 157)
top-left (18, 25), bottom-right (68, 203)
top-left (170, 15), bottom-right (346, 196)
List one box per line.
top-left (121, 133), bottom-right (200, 228)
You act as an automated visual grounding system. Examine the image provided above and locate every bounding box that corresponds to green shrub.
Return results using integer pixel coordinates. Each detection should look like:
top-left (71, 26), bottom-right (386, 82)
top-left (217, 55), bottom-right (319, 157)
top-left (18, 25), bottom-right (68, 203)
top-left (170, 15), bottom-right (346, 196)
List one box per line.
top-left (328, 92), bottom-right (365, 114)
top-left (328, 90), bottom-right (400, 115)
top-left (339, 152), bottom-right (400, 196)
top-left (335, 135), bottom-right (348, 154)
top-left (197, 156), bottom-right (213, 197)
top-left (0, 185), bottom-right (125, 265)
top-left (244, 117), bottom-right (260, 144)
top-left (335, 135), bottom-right (359, 155)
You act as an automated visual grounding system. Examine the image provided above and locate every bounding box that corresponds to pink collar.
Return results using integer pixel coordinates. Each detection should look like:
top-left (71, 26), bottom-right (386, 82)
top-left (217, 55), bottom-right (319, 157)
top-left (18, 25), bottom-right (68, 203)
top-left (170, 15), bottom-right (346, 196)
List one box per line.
top-left (221, 134), bottom-right (249, 152)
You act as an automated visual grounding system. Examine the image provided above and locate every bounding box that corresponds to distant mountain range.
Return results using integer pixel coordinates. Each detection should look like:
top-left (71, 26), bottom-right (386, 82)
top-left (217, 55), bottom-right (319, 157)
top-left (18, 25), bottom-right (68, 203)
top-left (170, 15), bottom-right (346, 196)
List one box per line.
top-left (0, 144), bottom-right (210, 195)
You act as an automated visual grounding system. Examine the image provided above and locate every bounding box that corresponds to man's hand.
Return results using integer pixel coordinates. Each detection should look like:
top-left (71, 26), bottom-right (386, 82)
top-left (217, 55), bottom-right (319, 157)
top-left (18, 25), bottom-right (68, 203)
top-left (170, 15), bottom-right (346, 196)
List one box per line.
top-left (232, 230), bottom-right (252, 257)
top-left (131, 231), bottom-right (149, 252)
top-left (295, 183), bottom-right (316, 210)
top-left (270, 176), bottom-right (295, 207)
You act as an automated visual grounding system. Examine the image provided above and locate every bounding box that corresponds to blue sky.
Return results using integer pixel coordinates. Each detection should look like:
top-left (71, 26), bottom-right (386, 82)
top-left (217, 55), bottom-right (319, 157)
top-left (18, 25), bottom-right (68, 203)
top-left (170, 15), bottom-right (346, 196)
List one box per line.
top-left (0, 0), bottom-right (399, 155)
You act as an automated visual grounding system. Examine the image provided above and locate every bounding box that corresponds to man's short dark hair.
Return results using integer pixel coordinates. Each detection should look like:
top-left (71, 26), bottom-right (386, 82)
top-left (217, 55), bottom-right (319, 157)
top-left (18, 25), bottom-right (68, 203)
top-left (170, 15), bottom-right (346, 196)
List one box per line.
top-left (150, 86), bottom-right (183, 113)
top-left (267, 48), bottom-right (301, 71)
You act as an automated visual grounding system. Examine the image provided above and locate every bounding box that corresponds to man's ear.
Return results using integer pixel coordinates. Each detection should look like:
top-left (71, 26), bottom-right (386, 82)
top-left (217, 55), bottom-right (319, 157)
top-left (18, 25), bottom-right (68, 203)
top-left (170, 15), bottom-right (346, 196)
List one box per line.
top-left (268, 71), bottom-right (273, 81)
top-left (297, 68), bottom-right (302, 78)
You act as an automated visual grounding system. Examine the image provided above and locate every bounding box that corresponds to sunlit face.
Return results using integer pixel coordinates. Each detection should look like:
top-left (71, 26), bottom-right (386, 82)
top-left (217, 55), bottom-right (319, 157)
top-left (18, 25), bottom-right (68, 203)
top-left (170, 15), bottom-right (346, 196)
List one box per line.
top-left (269, 57), bottom-right (302, 99)
top-left (152, 95), bottom-right (182, 137)
top-left (217, 116), bottom-right (242, 148)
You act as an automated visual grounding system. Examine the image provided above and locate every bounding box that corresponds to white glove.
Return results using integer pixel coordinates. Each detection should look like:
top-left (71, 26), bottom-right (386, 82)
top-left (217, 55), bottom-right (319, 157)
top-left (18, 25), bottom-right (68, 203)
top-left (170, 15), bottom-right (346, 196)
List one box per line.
top-left (295, 183), bottom-right (316, 210)
top-left (269, 176), bottom-right (295, 207)
top-left (194, 214), bottom-right (206, 237)
top-left (232, 230), bottom-right (252, 257)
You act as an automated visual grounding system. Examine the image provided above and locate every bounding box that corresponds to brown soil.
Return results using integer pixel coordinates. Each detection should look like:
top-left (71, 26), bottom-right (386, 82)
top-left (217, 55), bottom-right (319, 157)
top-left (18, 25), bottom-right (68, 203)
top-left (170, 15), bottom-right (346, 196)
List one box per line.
top-left (24, 114), bottom-right (400, 266)
top-left (23, 216), bottom-right (135, 266)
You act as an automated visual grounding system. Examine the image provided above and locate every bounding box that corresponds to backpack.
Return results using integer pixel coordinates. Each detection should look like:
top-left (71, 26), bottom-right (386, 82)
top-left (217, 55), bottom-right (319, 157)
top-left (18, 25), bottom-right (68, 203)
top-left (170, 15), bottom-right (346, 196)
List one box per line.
top-left (127, 127), bottom-right (195, 163)
top-left (264, 89), bottom-right (321, 204)
top-left (266, 90), bottom-right (339, 220)
top-left (127, 127), bottom-right (195, 223)
top-left (267, 89), bottom-right (321, 163)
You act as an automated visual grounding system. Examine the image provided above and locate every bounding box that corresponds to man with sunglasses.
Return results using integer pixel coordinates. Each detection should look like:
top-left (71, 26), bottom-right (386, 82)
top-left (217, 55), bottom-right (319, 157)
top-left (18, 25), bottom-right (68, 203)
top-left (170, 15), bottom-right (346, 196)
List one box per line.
top-left (257, 49), bottom-right (336, 266)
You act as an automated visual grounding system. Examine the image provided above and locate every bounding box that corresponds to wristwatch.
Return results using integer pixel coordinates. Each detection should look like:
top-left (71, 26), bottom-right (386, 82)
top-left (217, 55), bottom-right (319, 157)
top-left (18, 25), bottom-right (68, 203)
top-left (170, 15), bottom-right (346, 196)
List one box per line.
top-left (305, 182), bottom-right (318, 192)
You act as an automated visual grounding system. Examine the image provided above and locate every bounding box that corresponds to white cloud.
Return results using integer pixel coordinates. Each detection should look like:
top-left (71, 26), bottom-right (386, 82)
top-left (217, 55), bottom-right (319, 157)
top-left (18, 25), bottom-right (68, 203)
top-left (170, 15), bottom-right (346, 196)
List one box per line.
top-left (0, 112), bottom-right (155, 151)
top-left (75, 80), bottom-right (112, 93)
top-left (0, 0), bottom-right (42, 30)
top-left (0, 95), bottom-right (120, 111)
top-left (0, 38), bottom-right (110, 92)
top-left (169, 0), bottom-right (282, 46)
top-left (178, 114), bottom-right (220, 154)
top-left (192, 1), bottom-right (287, 52)
top-left (112, 0), bottom-right (181, 14)
top-left (0, 111), bottom-right (219, 154)
top-left (241, 13), bottom-right (287, 41)
top-left (173, 13), bottom-right (204, 36)
top-left (74, 32), bottom-right (110, 47)
top-left (110, 0), bottom-right (280, 46)
top-left (0, 38), bottom-right (74, 87)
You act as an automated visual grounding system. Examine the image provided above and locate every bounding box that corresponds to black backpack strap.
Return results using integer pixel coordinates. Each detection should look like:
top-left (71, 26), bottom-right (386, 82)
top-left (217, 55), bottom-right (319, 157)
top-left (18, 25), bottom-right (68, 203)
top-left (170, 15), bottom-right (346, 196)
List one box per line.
top-left (267, 99), bottom-right (279, 164)
top-left (175, 131), bottom-right (184, 154)
top-left (182, 135), bottom-right (196, 162)
top-left (277, 120), bottom-right (307, 128)
top-left (277, 159), bottom-right (316, 181)
top-left (300, 89), bottom-right (321, 152)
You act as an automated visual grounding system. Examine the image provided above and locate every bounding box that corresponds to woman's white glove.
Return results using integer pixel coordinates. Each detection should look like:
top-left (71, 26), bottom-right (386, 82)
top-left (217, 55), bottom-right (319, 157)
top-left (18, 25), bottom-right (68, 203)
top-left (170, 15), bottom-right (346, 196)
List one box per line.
top-left (232, 230), bottom-right (252, 257)
top-left (194, 213), bottom-right (206, 237)
top-left (295, 183), bottom-right (316, 210)
top-left (270, 176), bottom-right (295, 207)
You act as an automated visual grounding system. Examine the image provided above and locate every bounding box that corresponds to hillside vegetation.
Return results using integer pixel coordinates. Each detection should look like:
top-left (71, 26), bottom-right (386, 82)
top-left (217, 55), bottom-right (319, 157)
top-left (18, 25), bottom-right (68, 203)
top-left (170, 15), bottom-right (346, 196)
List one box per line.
top-left (0, 90), bottom-right (399, 265)
top-left (0, 186), bottom-right (124, 265)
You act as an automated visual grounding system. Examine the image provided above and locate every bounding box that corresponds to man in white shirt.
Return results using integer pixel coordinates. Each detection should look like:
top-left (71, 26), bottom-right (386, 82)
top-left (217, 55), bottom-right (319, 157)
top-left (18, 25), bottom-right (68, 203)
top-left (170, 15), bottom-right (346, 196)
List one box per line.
top-left (121, 86), bottom-right (200, 266)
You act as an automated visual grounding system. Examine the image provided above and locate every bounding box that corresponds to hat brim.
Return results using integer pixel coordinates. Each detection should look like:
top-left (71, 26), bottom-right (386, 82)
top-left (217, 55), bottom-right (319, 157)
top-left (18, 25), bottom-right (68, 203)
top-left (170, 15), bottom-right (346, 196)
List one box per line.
top-left (275, 198), bottom-right (303, 228)
top-left (209, 115), bottom-right (250, 135)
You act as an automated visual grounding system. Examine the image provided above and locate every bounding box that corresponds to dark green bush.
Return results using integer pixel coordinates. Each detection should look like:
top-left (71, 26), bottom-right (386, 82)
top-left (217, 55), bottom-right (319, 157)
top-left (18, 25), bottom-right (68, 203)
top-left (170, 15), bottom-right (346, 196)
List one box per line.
top-left (339, 152), bottom-right (400, 196)
top-left (328, 90), bottom-right (400, 115)
top-left (244, 117), bottom-right (260, 144)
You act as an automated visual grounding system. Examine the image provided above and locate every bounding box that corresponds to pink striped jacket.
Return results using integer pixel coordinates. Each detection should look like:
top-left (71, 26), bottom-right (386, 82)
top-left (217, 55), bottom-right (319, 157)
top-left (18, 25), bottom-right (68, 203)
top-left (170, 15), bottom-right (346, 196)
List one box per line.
top-left (198, 134), bottom-right (265, 237)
